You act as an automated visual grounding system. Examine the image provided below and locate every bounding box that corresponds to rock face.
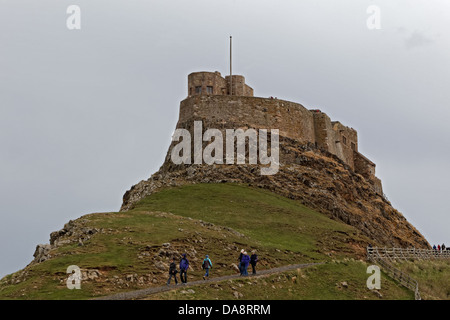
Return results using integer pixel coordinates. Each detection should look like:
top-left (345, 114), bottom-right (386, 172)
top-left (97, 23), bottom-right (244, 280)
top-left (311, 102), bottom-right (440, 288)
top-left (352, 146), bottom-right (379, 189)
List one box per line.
top-left (121, 136), bottom-right (429, 249)
top-left (30, 219), bottom-right (101, 266)
top-left (33, 244), bottom-right (52, 263)
top-left (120, 85), bottom-right (429, 249)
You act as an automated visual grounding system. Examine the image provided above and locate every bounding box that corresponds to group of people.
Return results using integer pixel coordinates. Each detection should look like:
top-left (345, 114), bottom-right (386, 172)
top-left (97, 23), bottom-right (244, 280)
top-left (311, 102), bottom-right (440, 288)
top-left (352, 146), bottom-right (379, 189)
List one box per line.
top-left (237, 249), bottom-right (258, 276)
top-left (166, 250), bottom-right (259, 285)
top-left (167, 253), bottom-right (214, 285)
top-left (167, 253), bottom-right (190, 285)
top-left (432, 243), bottom-right (447, 251)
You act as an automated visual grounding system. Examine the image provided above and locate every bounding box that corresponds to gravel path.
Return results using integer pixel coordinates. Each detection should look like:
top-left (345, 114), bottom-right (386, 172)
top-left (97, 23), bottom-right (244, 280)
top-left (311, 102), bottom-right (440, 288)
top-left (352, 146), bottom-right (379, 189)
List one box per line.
top-left (94, 262), bottom-right (324, 300)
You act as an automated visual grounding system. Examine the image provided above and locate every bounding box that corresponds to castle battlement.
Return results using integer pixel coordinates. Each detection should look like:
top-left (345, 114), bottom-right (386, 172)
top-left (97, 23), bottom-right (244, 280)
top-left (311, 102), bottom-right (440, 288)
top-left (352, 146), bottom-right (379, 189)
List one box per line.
top-left (181, 72), bottom-right (382, 194)
top-left (188, 71), bottom-right (253, 97)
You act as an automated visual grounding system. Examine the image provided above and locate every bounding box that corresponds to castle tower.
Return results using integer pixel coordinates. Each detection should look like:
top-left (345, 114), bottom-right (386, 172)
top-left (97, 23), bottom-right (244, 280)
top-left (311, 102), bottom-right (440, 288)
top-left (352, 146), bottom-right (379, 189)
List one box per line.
top-left (187, 71), bottom-right (253, 97)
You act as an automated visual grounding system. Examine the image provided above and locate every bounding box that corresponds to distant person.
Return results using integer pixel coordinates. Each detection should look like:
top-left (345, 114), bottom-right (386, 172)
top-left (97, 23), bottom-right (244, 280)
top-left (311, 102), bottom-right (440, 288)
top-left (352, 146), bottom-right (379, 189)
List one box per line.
top-left (202, 255), bottom-right (212, 280)
top-left (241, 251), bottom-right (250, 276)
top-left (250, 250), bottom-right (258, 275)
top-left (179, 253), bottom-right (189, 284)
top-left (167, 257), bottom-right (178, 285)
top-left (238, 249), bottom-right (245, 276)
top-left (442, 243), bottom-right (446, 251)
top-left (433, 245), bottom-right (437, 250)
top-left (438, 244), bottom-right (441, 251)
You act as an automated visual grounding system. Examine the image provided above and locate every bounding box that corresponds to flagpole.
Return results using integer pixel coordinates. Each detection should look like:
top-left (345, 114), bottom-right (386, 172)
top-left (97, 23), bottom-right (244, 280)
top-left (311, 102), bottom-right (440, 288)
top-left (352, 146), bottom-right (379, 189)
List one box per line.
top-left (230, 35), bottom-right (232, 95)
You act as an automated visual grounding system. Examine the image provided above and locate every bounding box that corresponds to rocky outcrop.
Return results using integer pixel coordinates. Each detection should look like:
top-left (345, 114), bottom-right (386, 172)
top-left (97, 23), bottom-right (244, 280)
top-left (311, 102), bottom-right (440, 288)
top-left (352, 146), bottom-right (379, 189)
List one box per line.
top-left (121, 137), bottom-right (429, 249)
top-left (33, 244), bottom-right (52, 263)
top-left (29, 219), bottom-right (101, 266)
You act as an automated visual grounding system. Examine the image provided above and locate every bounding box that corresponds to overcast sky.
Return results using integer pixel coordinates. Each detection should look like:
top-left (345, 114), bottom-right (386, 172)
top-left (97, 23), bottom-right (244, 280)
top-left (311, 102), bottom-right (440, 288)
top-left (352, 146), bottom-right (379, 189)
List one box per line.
top-left (1, 0), bottom-right (449, 278)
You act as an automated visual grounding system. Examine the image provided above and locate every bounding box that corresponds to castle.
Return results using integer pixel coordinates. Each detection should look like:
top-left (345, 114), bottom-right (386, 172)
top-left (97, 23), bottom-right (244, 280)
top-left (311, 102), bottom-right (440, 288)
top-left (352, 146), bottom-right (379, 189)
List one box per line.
top-left (180, 71), bottom-right (382, 194)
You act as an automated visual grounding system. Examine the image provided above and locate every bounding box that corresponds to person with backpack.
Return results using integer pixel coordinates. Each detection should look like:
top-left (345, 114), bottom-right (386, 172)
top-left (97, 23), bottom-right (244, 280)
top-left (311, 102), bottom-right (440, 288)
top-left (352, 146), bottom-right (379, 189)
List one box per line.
top-left (241, 251), bottom-right (250, 276)
top-left (250, 250), bottom-right (258, 275)
top-left (179, 253), bottom-right (189, 284)
top-left (202, 255), bottom-right (212, 280)
top-left (167, 257), bottom-right (179, 285)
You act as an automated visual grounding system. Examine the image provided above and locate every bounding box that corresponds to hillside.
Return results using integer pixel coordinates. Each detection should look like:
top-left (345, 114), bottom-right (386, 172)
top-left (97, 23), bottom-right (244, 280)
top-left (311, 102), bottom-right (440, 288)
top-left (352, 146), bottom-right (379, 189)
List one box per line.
top-left (0, 184), bottom-right (424, 299)
top-left (122, 138), bottom-right (429, 249)
top-left (392, 260), bottom-right (450, 300)
top-left (0, 183), bottom-right (420, 300)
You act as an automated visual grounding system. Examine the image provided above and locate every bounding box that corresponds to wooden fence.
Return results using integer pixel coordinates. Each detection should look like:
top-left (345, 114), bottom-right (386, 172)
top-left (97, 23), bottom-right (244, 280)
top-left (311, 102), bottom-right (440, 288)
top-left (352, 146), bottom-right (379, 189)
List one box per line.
top-left (368, 247), bottom-right (450, 261)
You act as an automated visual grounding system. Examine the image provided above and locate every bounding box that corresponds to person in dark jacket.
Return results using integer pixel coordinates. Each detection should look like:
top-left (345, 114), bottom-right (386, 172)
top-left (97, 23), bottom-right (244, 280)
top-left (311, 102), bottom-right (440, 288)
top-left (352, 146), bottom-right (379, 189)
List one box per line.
top-left (241, 251), bottom-right (250, 276)
top-left (250, 250), bottom-right (258, 275)
top-left (238, 249), bottom-right (245, 276)
top-left (202, 255), bottom-right (212, 280)
top-left (167, 257), bottom-right (178, 285)
top-left (179, 253), bottom-right (189, 284)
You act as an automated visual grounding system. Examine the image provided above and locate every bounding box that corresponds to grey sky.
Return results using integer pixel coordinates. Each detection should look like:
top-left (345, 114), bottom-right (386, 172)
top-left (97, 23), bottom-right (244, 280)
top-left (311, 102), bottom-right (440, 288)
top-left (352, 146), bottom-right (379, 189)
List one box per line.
top-left (1, 0), bottom-right (449, 278)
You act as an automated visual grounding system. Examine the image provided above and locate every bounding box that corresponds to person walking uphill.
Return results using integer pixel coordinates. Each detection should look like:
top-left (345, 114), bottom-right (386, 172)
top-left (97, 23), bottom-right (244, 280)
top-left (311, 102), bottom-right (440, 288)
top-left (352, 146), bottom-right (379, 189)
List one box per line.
top-left (202, 255), bottom-right (212, 280)
top-left (250, 250), bottom-right (258, 275)
top-left (238, 249), bottom-right (245, 276)
top-left (241, 251), bottom-right (250, 276)
top-left (167, 257), bottom-right (178, 285)
top-left (179, 253), bottom-right (189, 284)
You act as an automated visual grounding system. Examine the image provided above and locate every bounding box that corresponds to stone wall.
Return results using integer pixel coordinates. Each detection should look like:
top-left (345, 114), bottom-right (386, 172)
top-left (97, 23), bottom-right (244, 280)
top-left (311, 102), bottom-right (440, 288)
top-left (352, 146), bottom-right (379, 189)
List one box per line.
top-left (225, 75), bottom-right (253, 96)
top-left (187, 71), bottom-right (253, 97)
top-left (176, 94), bottom-right (382, 193)
top-left (332, 122), bottom-right (358, 170)
top-left (188, 71), bottom-right (227, 96)
top-left (312, 111), bottom-right (338, 155)
top-left (179, 95), bottom-right (315, 144)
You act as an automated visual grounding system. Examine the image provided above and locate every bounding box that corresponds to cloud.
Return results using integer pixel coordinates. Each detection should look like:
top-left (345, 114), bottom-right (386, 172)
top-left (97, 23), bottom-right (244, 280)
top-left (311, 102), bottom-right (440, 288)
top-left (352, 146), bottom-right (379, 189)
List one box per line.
top-left (405, 30), bottom-right (434, 49)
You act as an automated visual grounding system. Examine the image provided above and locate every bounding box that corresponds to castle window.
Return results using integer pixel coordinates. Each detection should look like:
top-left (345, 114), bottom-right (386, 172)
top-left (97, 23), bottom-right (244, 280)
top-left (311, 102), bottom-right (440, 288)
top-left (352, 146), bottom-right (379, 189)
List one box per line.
top-left (342, 136), bottom-right (347, 145)
top-left (206, 86), bottom-right (213, 94)
top-left (195, 86), bottom-right (202, 94)
top-left (351, 142), bottom-right (356, 151)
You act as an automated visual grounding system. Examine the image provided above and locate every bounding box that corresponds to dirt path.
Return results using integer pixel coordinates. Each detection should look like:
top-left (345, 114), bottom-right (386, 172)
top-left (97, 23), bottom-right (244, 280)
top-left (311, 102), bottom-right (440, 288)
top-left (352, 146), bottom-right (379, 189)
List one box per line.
top-left (94, 262), bottom-right (324, 300)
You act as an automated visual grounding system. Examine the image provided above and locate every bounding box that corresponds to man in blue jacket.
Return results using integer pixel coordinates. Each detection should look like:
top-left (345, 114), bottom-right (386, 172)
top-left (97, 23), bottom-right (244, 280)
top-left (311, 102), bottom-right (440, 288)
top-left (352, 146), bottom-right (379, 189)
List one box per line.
top-left (179, 253), bottom-right (189, 284)
top-left (241, 252), bottom-right (250, 276)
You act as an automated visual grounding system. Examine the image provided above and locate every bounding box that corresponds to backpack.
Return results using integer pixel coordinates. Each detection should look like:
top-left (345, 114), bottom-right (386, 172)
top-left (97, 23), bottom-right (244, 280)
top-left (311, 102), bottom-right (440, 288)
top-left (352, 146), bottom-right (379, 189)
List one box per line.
top-left (202, 259), bottom-right (211, 269)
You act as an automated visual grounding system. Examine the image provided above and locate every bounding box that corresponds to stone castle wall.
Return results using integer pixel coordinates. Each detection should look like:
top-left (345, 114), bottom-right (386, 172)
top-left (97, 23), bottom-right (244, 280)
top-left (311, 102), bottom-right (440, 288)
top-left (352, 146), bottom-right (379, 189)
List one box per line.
top-left (179, 95), bottom-right (315, 144)
top-left (188, 72), bottom-right (253, 97)
top-left (180, 74), bottom-right (382, 195)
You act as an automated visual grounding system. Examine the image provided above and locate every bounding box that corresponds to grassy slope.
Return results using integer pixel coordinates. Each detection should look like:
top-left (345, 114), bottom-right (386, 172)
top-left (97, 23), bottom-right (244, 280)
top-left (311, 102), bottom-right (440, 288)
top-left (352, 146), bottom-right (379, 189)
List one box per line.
top-left (393, 260), bottom-right (450, 300)
top-left (131, 183), bottom-right (365, 260)
top-left (149, 260), bottom-right (413, 300)
top-left (0, 183), bottom-right (416, 300)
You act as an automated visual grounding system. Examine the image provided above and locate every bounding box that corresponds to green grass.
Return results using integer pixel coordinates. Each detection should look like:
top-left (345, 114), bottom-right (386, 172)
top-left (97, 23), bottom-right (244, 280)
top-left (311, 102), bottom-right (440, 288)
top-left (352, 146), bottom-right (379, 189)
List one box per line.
top-left (151, 259), bottom-right (414, 300)
top-left (131, 183), bottom-right (365, 260)
top-left (393, 259), bottom-right (450, 300)
top-left (0, 183), bottom-right (423, 300)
